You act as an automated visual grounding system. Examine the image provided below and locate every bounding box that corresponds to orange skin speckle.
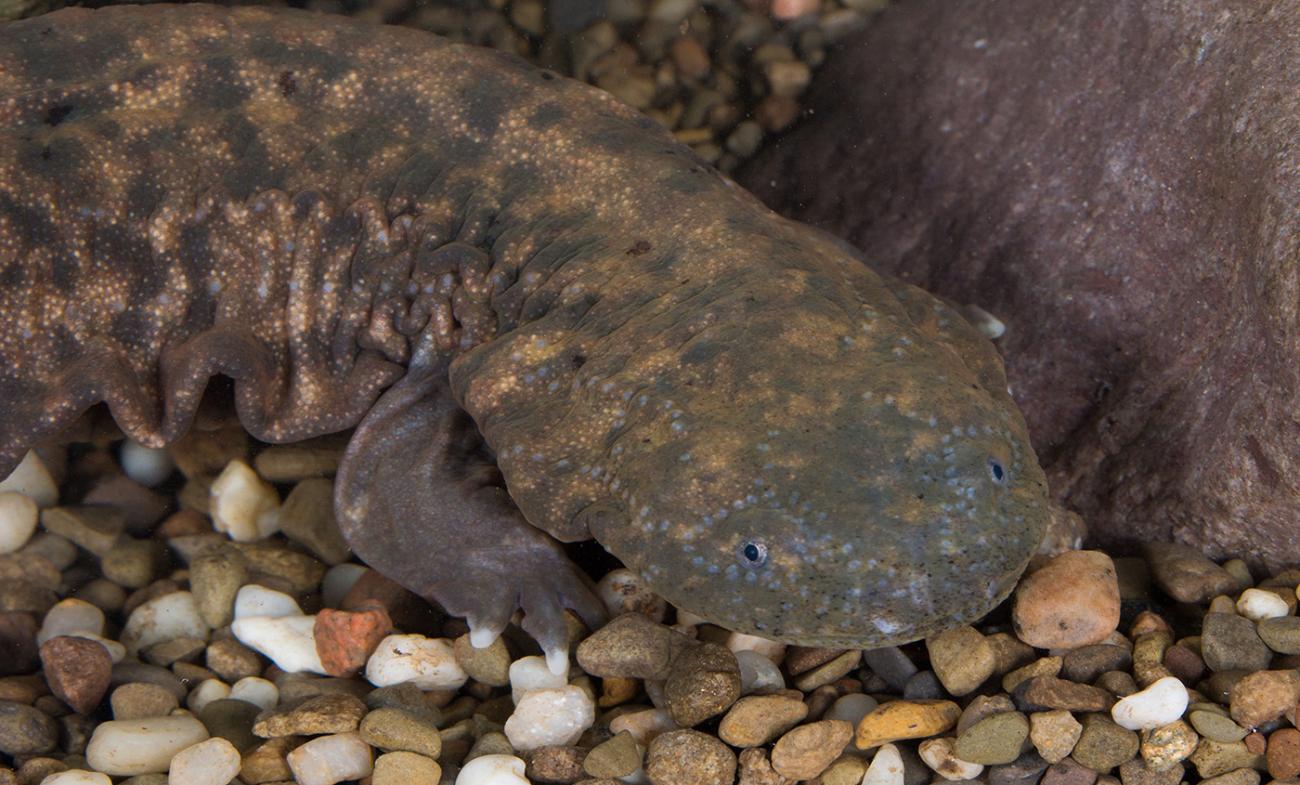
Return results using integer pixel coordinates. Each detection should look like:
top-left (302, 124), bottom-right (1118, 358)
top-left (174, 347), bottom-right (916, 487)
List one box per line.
top-left (0, 5), bottom-right (1049, 653)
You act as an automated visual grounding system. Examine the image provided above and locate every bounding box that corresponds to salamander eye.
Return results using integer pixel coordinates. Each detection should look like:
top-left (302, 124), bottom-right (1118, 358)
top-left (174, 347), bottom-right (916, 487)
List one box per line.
top-left (739, 541), bottom-right (768, 569)
top-left (988, 457), bottom-right (1008, 485)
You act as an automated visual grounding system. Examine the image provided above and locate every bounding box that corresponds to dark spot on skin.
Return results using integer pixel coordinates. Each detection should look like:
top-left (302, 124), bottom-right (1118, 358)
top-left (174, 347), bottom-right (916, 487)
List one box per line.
top-left (278, 70), bottom-right (297, 96)
top-left (529, 102), bottom-right (566, 130)
top-left (44, 104), bottom-right (74, 126)
top-left (460, 86), bottom-right (503, 140)
top-left (541, 71), bottom-right (556, 81)
top-left (572, 353), bottom-right (586, 369)
top-left (190, 56), bottom-right (253, 111)
top-left (626, 240), bottom-right (652, 256)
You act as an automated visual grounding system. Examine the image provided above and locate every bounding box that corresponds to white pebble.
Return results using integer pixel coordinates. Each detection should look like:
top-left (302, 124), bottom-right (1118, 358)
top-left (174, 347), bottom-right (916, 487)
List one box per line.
top-left (167, 737), bottom-right (240, 785)
top-left (321, 563), bottom-right (368, 609)
top-left (120, 441), bottom-right (176, 488)
top-left (509, 655), bottom-right (568, 704)
top-left (919, 737), bottom-right (985, 781)
top-left (121, 591), bottom-right (209, 657)
top-left (504, 685), bottom-right (596, 751)
top-left (596, 568), bottom-right (667, 621)
top-left (735, 649), bottom-right (786, 695)
top-left (229, 677), bottom-right (279, 711)
top-left (185, 679), bottom-right (231, 713)
top-left (209, 460), bottom-right (280, 542)
top-left (365, 634), bottom-right (467, 690)
top-left (863, 742), bottom-right (906, 785)
top-left (1111, 675), bottom-right (1190, 730)
top-left (825, 693), bottom-right (879, 727)
top-left (608, 708), bottom-right (676, 745)
top-left (233, 584), bottom-right (303, 619)
top-left (286, 732), bottom-right (373, 785)
top-left (1236, 588), bottom-right (1289, 621)
top-left (0, 451), bottom-right (58, 508)
top-left (231, 614), bottom-right (325, 674)
top-left (85, 715), bottom-right (211, 776)
top-left (455, 754), bottom-right (529, 785)
top-left (39, 771), bottom-right (111, 785)
top-left (0, 491), bottom-right (38, 554)
top-left (38, 598), bottom-right (106, 645)
top-left (726, 632), bottom-right (787, 664)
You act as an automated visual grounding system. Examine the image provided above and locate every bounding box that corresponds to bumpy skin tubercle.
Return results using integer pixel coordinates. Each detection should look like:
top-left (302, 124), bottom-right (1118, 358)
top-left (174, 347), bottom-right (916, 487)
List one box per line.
top-left (0, 4), bottom-right (1049, 659)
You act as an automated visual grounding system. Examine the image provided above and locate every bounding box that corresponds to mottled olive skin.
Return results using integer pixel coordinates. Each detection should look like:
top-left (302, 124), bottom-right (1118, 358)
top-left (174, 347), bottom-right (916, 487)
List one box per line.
top-left (0, 5), bottom-right (1048, 648)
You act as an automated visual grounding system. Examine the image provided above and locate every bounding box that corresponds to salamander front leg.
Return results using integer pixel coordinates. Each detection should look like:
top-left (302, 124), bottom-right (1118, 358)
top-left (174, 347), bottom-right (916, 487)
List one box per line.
top-left (335, 369), bottom-right (606, 674)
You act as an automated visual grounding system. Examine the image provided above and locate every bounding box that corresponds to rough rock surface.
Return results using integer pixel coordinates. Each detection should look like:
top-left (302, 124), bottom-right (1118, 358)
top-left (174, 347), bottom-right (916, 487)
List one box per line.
top-left (740, 0), bottom-right (1300, 569)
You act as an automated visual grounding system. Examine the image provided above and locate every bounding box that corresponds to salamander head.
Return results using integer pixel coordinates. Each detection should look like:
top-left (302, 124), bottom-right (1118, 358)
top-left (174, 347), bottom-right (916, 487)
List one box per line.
top-left (585, 282), bottom-right (1051, 647)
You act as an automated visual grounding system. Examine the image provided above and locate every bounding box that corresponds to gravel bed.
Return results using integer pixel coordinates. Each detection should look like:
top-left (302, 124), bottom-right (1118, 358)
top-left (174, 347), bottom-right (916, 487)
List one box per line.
top-left (1, 430), bottom-right (1299, 785)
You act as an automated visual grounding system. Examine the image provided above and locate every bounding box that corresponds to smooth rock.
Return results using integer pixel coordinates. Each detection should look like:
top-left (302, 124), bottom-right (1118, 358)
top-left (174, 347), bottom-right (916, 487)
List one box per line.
top-left (503, 686), bottom-right (595, 751)
top-left (1072, 714), bottom-right (1139, 773)
top-left (366, 635), bottom-right (467, 690)
top-left (111, 683), bottom-right (180, 721)
top-left (0, 492), bottom-right (38, 555)
top-left (228, 676), bottom-right (278, 711)
top-left (239, 736), bottom-right (298, 784)
top-left (1235, 589), bottom-right (1288, 620)
top-left (719, 693), bottom-right (809, 747)
top-left (1111, 677), bottom-right (1189, 731)
top-left (40, 771), bottom-right (112, 785)
top-left (37, 599), bottom-right (105, 646)
top-left (663, 642), bottom-right (741, 727)
top-left (321, 563), bottom-right (367, 610)
top-left (285, 731), bottom-right (373, 785)
top-left (373, 750), bottom-right (441, 785)
top-left (1257, 616), bottom-right (1300, 654)
top-left (1144, 545), bottom-right (1241, 604)
top-left (1266, 727), bottom-right (1300, 781)
top-left (927, 626), bottom-right (996, 696)
top-left (645, 729), bottom-right (736, 785)
top-left (921, 737), bottom-right (985, 781)
top-left (119, 441), bottom-right (175, 487)
top-left (0, 452), bottom-right (57, 508)
top-left (954, 711), bottom-right (1030, 765)
top-left (452, 633), bottom-right (511, 688)
top-left (735, 649), bottom-right (785, 695)
top-left (863, 742), bottom-right (906, 785)
top-left (189, 546), bottom-right (248, 629)
top-left (359, 707), bottom-right (441, 758)
top-left (455, 754), bottom-right (528, 785)
top-left (770, 719), bottom-right (853, 779)
top-left (231, 614), bottom-right (324, 674)
top-left (39, 507), bottom-right (124, 557)
top-left (1200, 613), bottom-right (1272, 672)
top-left (1188, 710), bottom-right (1247, 744)
top-left (1228, 669), bottom-right (1300, 728)
top-left (1013, 551), bottom-right (1120, 649)
top-left (100, 539), bottom-right (160, 589)
top-left (197, 698), bottom-right (260, 753)
top-left (209, 460), bottom-right (280, 542)
top-left (205, 639), bottom-right (262, 683)
top-left (277, 479), bottom-right (349, 565)
top-left (856, 700), bottom-right (960, 749)
top-left (166, 737), bottom-right (240, 785)
top-left (583, 731), bottom-right (642, 778)
top-left (120, 592), bottom-right (208, 657)
top-left (508, 655), bottom-right (567, 704)
top-left (232, 585), bottom-right (302, 620)
top-left (863, 647), bottom-right (919, 691)
top-left (575, 613), bottom-right (689, 680)
top-left (1189, 738), bottom-right (1266, 778)
top-left (0, 700), bottom-right (57, 755)
top-left (40, 637), bottom-right (112, 715)
top-left (85, 715), bottom-right (210, 776)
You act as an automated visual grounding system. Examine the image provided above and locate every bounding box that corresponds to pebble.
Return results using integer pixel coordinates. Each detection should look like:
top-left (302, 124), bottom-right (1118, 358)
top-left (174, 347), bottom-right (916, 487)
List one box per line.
top-left (1200, 769), bottom-right (1260, 785)
top-left (770, 719), bottom-right (853, 779)
top-left (277, 478), bottom-right (350, 564)
top-left (863, 646), bottom-right (919, 691)
top-left (373, 750), bottom-right (441, 785)
top-left (359, 707), bottom-right (441, 758)
top-left (1020, 676), bottom-right (1115, 712)
top-left (1256, 615), bottom-right (1300, 654)
top-left (1110, 676), bottom-right (1189, 731)
top-left (240, 736), bottom-right (298, 783)
top-left (166, 737), bottom-right (240, 785)
top-left (253, 693), bottom-right (367, 737)
top-left (1144, 543), bottom-right (1238, 603)
top-left (1267, 727), bottom-right (1300, 780)
top-left (233, 584), bottom-right (302, 620)
top-left (664, 642), bottom-right (741, 727)
top-left (954, 711), bottom-right (1030, 765)
top-left (189, 546), bottom-right (248, 629)
top-left (1190, 738), bottom-right (1266, 778)
top-left (84, 715), bottom-right (210, 776)
top-left (596, 568), bottom-right (667, 621)
top-left (1014, 551), bottom-right (1120, 648)
top-left (321, 563), bottom-right (367, 609)
top-left (314, 607), bottom-right (391, 677)
top-left (40, 636), bottom-right (112, 715)
top-left (0, 578), bottom-right (56, 614)
top-left (40, 506), bottom-right (124, 557)
top-left (452, 634), bottom-right (512, 687)
top-left (717, 693), bottom-right (808, 747)
top-left (927, 626), bottom-right (996, 696)
top-left (37, 599), bottom-right (105, 646)
top-left (231, 542), bottom-right (325, 594)
top-left (584, 731), bottom-right (642, 778)
top-left (575, 613), bottom-right (687, 680)
top-left (286, 731), bottom-right (373, 785)
top-left (110, 683), bottom-right (179, 721)
top-left (863, 742), bottom-right (906, 785)
top-left (508, 655), bottom-right (567, 704)
top-left (1188, 709), bottom-right (1247, 743)
top-left (1228, 669), bottom-right (1300, 728)
top-left (793, 649), bottom-right (862, 691)
top-left (1139, 720), bottom-right (1198, 770)
top-left (0, 492), bottom-right (38, 554)
top-left (456, 754), bottom-right (529, 785)
top-left (920, 737), bottom-right (985, 780)
top-left (646, 729), bottom-right (736, 785)
top-left (1072, 714), bottom-right (1139, 773)
top-left (1063, 645), bottom-right (1133, 684)
top-left (100, 539), bottom-right (159, 589)
top-left (120, 591), bottom-right (208, 657)
top-left (365, 634), bottom-right (467, 690)
top-left (735, 649), bottom-right (785, 694)
top-left (231, 614), bottom-right (325, 674)
top-left (0, 700), bottom-right (58, 755)
top-left (227, 676), bottom-right (278, 711)
top-left (208, 460), bottom-right (280, 542)
top-left (856, 699), bottom-right (961, 749)
top-left (197, 698), bottom-right (260, 752)
top-left (1200, 612), bottom-right (1272, 672)
top-left (608, 706), bottom-right (676, 744)
top-left (204, 639), bottom-right (261, 683)
top-left (0, 452), bottom-right (58, 507)
top-left (119, 441), bottom-right (175, 487)
top-left (185, 679), bottom-right (231, 714)
top-left (503, 685), bottom-right (595, 751)
top-left (40, 772), bottom-right (111, 785)
top-left (1235, 588), bottom-right (1288, 620)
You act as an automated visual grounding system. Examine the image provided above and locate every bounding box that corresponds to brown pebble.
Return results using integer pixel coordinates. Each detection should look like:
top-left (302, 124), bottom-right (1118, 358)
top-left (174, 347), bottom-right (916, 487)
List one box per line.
top-left (39, 636), bottom-right (111, 715)
top-left (1160, 644), bottom-right (1204, 683)
top-left (1117, 758), bottom-right (1182, 785)
top-left (1072, 714), bottom-right (1139, 773)
top-left (583, 731), bottom-right (642, 779)
top-left (1244, 731), bottom-right (1266, 754)
top-left (737, 747), bottom-right (789, 785)
top-left (770, 719), bottom-right (852, 780)
top-left (1228, 669), bottom-right (1300, 728)
top-left (1062, 646), bottom-right (1132, 685)
top-left (1013, 551), bottom-right (1120, 649)
top-left (1267, 727), bottom-right (1300, 780)
top-left (664, 642), bottom-right (741, 727)
top-left (645, 729), bottom-right (736, 785)
top-left (1044, 757), bottom-right (1098, 785)
top-left (718, 693), bottom-right (809, 747)
top-left (314, 606), bottom-right (392, 677)
top-left (927, 626), bottom-right (995, 697)
top-left (0, 613), bottom-right (38, 677)
top-left (205, 639), bottom-right (263, 683)
top-left (576, 613), bottom-right (690, 681)
top-left (528, 745), bottom-right (588, 783)
top-left (1020, 676), bottom-right (1115, 712)
top-left (1143, 543), bottom-right (1238, 603)
top-left (252, 693), bottom-right (366, 737)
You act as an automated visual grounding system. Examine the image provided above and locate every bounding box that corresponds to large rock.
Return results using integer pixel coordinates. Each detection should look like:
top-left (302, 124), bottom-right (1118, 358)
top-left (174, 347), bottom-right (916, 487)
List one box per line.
top-left (741, 0), bottom-right (1299, 569)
